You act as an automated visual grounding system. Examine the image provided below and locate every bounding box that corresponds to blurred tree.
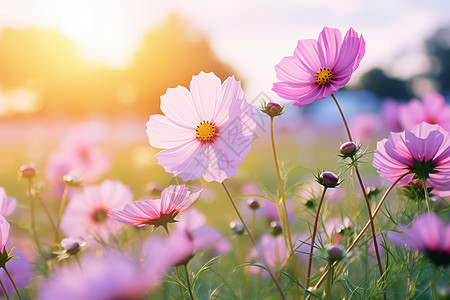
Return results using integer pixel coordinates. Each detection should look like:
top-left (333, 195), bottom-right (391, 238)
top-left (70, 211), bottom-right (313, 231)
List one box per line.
top-left (357, 68), bottom-right (413, 101)
top-left (425, 26), bottom-right (450, 94)
top-left (0, 14), bottom-right (236, 118)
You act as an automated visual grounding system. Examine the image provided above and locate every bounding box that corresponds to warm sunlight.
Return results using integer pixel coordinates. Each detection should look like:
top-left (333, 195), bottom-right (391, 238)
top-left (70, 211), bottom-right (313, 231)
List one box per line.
top-left (56, 1), bottom-right (145, 68)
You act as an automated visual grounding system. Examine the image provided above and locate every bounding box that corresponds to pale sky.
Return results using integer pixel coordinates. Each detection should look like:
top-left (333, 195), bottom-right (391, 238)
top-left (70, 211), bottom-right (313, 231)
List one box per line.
top-left (0, 0), bottom-right (449, 101)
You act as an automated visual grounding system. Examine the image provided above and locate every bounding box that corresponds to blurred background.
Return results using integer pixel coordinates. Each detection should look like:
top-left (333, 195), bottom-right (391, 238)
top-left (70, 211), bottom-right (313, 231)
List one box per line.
top-left (0, 0), bottom-right (449, 213)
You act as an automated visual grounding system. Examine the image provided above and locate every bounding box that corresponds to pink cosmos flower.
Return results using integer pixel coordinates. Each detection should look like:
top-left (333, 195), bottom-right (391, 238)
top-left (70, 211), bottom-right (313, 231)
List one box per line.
top-left (0, 216), bottom-right (9, 253)
top-left (173, 207), bottom-right (231, 256)
top-left (399, 92), bottom-right (450, 131)
top-left (389, 213), bottom-right (450, 266)
top-left (349, 112), bottom-right (382, 143)
top-left (248, 234), bottom-right (287, 276)
top-left (0, 249), bottom-right (33, 297)
top-left (382, 99), bottom-right (402, 132)
top-left (0, 188), bottom-right (17, 217)
top-left (146, 72), bottom-right (256, 182)
top-left (273, 27), bottom-right (365, 107)
top-left (60, 180), bottom-right (133, 240)
top-left (45, 122), bottom-right (111, 189)
top-left (40, 250), bottom-right (158, 300)
top-left (109, 184), bottom-right (201, 230)
top-left (373, 122), bottom-right (450, 196)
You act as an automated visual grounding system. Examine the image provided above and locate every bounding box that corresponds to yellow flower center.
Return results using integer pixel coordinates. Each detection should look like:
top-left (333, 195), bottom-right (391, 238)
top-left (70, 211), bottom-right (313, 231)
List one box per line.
top-left (196, 121), bottom-right (216, 142)
top-left (315, 67), bottom-right (333, 85)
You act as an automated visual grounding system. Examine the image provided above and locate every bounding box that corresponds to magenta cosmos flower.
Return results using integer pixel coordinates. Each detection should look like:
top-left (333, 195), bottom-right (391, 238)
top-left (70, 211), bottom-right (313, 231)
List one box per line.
top-left (109, 184), bottom-right (201, 230)
top-left (0, 248), bottom-right (33, 297)
top-left (146, 72), bottom-right (256, 182)
top-left (389, 213), bottom-right (450, 266)
top-left (373, 122), bottom-right (450, 196)
top-left (0, 188), bottom-right (17, 217)
top-left (60, 180), bottom-right (133, 240)
top-left (45, 122), bottom-right (111, 187)
top-left (273, 27), bottom-right (365, 107)
top-left (0, 216), bottom-right (9, 253)
top-left (399, 92), bottom-right (450, 131)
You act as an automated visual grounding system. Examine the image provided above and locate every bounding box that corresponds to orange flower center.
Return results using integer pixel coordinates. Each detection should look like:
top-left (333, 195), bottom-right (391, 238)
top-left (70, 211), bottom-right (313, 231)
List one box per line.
top-left (196, 121), bottom-right (216, 142)
top-left (315, 67), bottom-right (333, 85)
top-left (92, 208), bottom-right (109, 224)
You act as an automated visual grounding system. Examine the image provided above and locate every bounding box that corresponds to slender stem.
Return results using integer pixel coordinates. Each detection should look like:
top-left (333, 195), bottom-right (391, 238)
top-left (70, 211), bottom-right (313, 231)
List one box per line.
top-left (27, 178), bottom-right (42, 253)
top-left (239, 235), bottom-right (251, 300)
top-left (325, 263), bottom-right (333, 300)
top-left (56, 185), bottom-right (71, 241)
top-left (0, 278), bottom-right (10, 300)
top-left (270, 116), bottom-right (301, 300)
top-left (406, 250), bottom-right (416, 300)
top-left (331, 93), bottom-right (383, 278)
top-left (354, 167), bottom-right (384, 277)
top-left (431, 266), bottom-right (438, 300)
top-left (306, 175), bottom-right (406, 299)
top-left (183, 264), bottom-right (194, 300)
top-left (34, 194), bottom-right (58, 241)
top-left (422, 180), bottom-right (431, 212)
top-left (221, 182), bottom-right (286, 300)
top-left (162, 226), bottom-right (186, 300)
top-left (306, 187), bottom-right (327, 288)
top-left (3, 266), bottom-right (22, 300)
top-left (331, 94), bottom-right (352, 142)
top-left (175, 266), bottom-right (186, 300)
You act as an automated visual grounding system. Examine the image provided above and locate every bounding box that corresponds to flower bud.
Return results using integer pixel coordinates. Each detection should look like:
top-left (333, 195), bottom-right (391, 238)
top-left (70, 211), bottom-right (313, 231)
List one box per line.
top-left (317, 171), bottom-right (340, 188)
top-left (18, 164), bottom-right (36, 178)
top-left (230, 220), bottom-right (245, 235)
top-left (270, 221), bottom-right (283, 236)
top-left (339, 141), bottom-right (357, 156)
top-left (62, 173), bottom-right (82, 186)
top-left (247, 199), bottom-right (260, 210)
top-left (261, 102), bottom-right (284, 117)
top-left (61, 238), bottom-right (85, 255)
top-left (326, 245), bottom-right (344, 262)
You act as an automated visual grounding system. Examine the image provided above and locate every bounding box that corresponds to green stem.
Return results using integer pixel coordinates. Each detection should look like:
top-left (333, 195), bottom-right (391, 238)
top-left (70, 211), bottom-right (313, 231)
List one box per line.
top-left (406, 250), bottom-right (416, 300)
top-left (325, 263), bottom-right (333, 300)
top-left (56, 185), bottom-right (71, 242)
top-left (332, 93), bottom-right (383, 279)
top-left (27, 179), bottom-right (42, 254)
top-left (431, 266), bottom-right (438, 300)
top-left (175, 266), bottom-right (186, 300)
top-left (270, 116), bottom-right (300, 300)
top-left (422, 180), bottom-right (431, 213)
top-left (3, 266), bottom-right (22, 300)
top-left (221, 182), bottom-right (286, 300)
top-left (183, 264), bottom-right (194, 300)
top-left (306, 187), bottom-right (327, 289)
top-left (0, 278), bottom-right (10, 300)
top-left (163, 226), bottom-right (186, 300)
top-left (34, 194), bottom-right (59, 242)
top-left (306, 174), bottom-right (407, 299)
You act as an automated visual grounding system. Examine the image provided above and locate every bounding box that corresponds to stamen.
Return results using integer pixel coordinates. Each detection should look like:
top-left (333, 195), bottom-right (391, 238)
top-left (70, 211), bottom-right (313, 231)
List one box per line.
top-left (196, 121), bottom-right (216, 142)
top-left (315, 67), bottom-right (333, 85)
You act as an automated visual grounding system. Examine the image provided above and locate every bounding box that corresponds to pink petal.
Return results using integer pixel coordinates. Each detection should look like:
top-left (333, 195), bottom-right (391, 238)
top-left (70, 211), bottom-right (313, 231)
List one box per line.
top-left (160, 86), bottom-right (201, 128)
top-left (155, 141), bottom-right (207, 181)
top-left (213, 76), bottom-right (245, 126)
top-left (318, 27), bottom-right (343, 69)
top-left (160, 185), bottom-right (189, 214)
top-left (423, 92), bottom-right (445, 116)
top-left (189, 72), bottom-right (222, 122)
top-left (334, 28), bottom-right (364, 75)
top-left (293, 39), bottom-right (323, 73)
top-left (399, 99), bottom-right (426, 131)
top-left (274, 56), bottom-right (314, 83)
top-left (147, 115), bottom-right (196, 149)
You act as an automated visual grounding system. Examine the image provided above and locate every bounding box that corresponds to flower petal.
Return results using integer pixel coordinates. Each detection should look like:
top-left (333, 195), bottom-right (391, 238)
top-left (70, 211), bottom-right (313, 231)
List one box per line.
top-left (318, 27), bottom-right (343, 68)
top-left (147, 115), bottom-right (196, 149)
top-left (160, 86), bottom-right (200, 128)
top-left (190, 72), bottom-right (222, 122)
